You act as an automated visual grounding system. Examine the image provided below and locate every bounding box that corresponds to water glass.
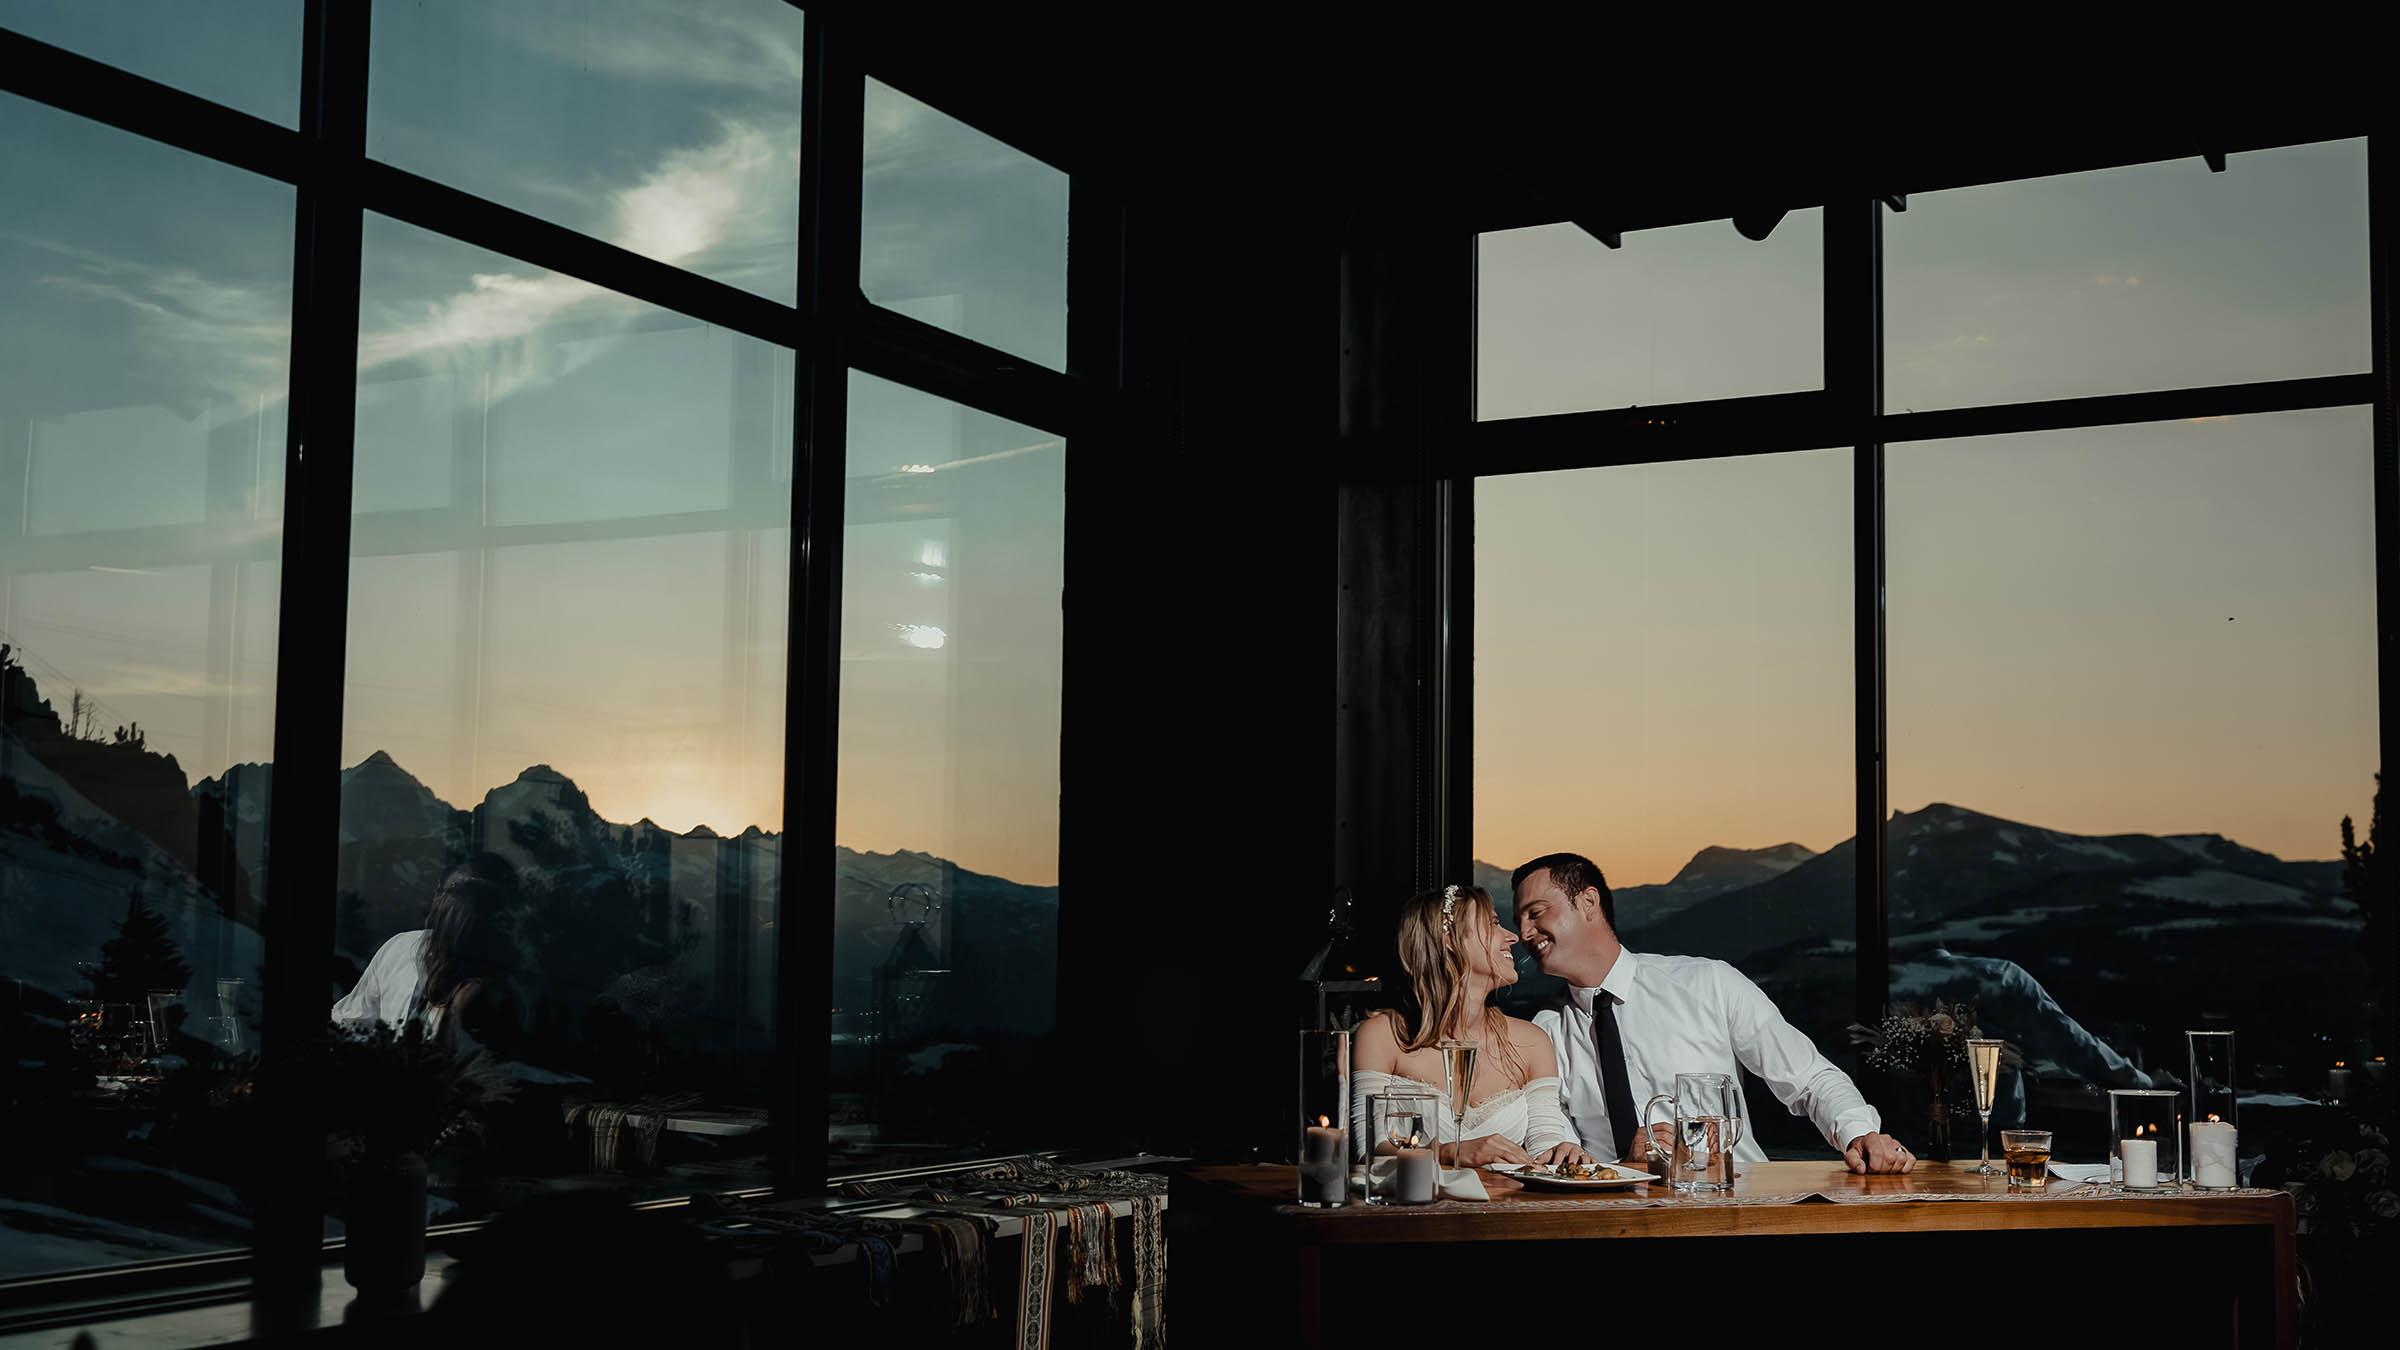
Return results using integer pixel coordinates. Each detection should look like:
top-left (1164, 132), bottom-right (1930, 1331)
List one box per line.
top-left (1367, 1092), bottom-right (1440, 1205)
top-left (1643, 1071), bottom-right (1745, 1192)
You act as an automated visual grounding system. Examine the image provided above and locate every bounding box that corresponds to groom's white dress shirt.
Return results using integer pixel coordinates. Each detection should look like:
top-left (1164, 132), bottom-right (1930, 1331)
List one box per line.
top-left (1532, 948), bottom-right (1882, 1163)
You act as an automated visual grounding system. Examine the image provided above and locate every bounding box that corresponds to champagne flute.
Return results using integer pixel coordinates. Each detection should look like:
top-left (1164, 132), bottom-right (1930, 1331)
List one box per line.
top-left (1435, 1037), bottom-right (1479, 1182)
top-left (1967, 1037), bottom-right (2004, 1175)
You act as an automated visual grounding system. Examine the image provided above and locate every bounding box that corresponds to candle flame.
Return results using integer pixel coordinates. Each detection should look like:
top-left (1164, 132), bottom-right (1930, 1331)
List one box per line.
top-left (1315, 1114), bottom-right (1330, 1129)
top-left (2206, 1113), bottom-right (2221, 1123)
top-left (2336, 1060), bottom-right (2347, 1068)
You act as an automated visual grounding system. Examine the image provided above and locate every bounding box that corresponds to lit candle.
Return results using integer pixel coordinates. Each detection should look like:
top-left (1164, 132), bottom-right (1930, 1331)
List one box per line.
top-left (2189, 1119), bottom-right (2238, 1189)
top-left (1300, 1117), bottom-right (1347, 1204)
top-left (1395, 1140), bottom-right (1436, 1203)
top-left (2119, 1137), bottom-right (2158, 1189)
top-left (2328, 1062), bottom-right (2353, 1103)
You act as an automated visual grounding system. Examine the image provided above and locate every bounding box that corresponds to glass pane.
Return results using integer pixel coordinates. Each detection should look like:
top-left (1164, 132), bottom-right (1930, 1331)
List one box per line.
top-left (861, 79), bottom-right (1069, 370)
top-left (334, 215), bottom-right (790, 1225)
top-left (367, 0), bottom-right (804, 304)
top-left (1885, 139), bottom-right (2370, 411)
top-left (1476, 211), bottom-right (1823, 420)
top-left (1474, 450), bottom-right (1856, 1155)
top-left (0, 0), bottom-right (303, 127)
top-left (0, 94), bottom-right (290, 1277)
top-left (831, 371), bottom-right (1063, 1173)
top-left (1887, 408), bottom-right (2377, 1161)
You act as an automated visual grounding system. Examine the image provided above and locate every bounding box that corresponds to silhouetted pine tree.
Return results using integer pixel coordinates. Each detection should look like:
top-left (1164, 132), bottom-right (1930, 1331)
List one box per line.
top-left (2340, 772), bottom-right (2392, 1058)
top-left (88, 889), bottom-right (190, 1003)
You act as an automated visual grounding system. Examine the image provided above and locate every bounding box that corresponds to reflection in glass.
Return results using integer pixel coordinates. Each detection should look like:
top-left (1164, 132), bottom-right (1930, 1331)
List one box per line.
top-left (1473, 450), bottom-right (1855, 1153)
top-left (830, 372), bottom-right (1063, 1173)
top-left (1, 94), bottom-right (291, 1277)
top-left (1888, 409), bottom-right (2375, 1156)
top-left (367, 0), bottom-right (805, 303)
top-left (862, 79), bottom-right (1069, 370)
top-left (0, 0), bottom-right (304, 127)
top-left (1885, 139), bottom-right (2369, 411)
top-left (1476, 211), bottom-right (1823, 420)
top-left (334, 215), bottom-right (789, 1224)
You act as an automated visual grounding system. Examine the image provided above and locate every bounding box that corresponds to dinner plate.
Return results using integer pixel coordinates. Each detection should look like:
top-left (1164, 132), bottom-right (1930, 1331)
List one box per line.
top-left (1489, 1162), bottom-right (1658, 1189)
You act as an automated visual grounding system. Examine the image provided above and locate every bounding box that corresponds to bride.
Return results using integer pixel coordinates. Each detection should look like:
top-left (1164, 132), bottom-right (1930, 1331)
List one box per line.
top-left (1351, 884), bottom-right (1593, 1171)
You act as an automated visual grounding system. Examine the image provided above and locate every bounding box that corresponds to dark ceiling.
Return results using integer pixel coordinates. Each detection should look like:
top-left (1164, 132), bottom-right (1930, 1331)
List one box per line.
top-left (818, 5), bottom-right (2383, 240)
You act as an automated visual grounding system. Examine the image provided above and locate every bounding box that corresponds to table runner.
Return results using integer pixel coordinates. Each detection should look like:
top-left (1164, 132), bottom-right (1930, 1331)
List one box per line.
top-left (1279, 1183), bottom-right (2285, 1216)
top-left (840, 1158), bottom-right (1169, 1349)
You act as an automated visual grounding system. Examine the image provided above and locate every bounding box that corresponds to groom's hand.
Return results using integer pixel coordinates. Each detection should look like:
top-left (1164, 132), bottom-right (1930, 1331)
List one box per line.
top-left (1843, 1131), bottom-right (1915, 1174)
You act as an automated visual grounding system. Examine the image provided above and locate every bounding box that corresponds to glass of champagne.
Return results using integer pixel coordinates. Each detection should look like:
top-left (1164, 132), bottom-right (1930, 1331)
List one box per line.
top-left (1966, 1037), bottom-right (2004, 1175)
top-left (1435, 1037), bottom-right (1479, 1182)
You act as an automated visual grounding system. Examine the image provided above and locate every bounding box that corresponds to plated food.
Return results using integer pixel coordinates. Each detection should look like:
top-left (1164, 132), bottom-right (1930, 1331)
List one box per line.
top-left (1490, 1160), bottom-right (1657, 1190)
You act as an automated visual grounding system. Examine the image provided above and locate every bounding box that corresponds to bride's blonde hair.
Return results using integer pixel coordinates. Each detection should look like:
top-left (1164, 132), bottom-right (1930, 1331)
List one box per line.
top-left (1392, 884), bottom-right (1526, 1088)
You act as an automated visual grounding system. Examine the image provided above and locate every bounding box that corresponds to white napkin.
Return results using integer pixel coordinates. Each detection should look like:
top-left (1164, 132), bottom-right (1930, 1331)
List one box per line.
top-left (1351, 1159), bottom-right (1493, 1201)
top-left (2047, 1162), bottom-right (2111, 1184)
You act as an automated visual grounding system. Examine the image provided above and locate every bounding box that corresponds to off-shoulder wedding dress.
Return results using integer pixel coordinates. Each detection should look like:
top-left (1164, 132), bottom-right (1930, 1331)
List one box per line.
top-left (1349, 1069), bottom-right (1578, 1160)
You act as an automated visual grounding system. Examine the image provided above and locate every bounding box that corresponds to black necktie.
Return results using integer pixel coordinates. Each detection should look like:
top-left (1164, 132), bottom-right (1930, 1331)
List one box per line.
top-left (1591, 993), bottom-right (1641, 1162)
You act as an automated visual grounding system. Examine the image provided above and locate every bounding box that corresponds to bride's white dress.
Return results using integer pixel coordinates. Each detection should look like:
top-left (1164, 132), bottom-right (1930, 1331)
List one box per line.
top-left (1350, 1069), bottom-right (1577, 1161)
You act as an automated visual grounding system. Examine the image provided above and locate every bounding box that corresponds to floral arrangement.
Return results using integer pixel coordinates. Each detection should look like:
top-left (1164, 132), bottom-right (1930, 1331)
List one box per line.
top-left (1848, 1001), bottom-right (2005, 1159)
top-left (316, 1019), bottom-right (513, 1160)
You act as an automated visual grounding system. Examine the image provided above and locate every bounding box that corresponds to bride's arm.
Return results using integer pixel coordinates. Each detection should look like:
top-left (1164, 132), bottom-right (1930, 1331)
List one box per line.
top-left (1514, 1020), bottom-right (1593, 1166)
top-left (1349, 1013), bottom-right (1405, 1161)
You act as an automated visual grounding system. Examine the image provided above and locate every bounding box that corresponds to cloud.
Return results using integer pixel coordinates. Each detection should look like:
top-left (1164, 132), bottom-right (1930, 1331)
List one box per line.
top-left (16, 236), bottom-right (292, 412)
top-left (357, 117), bottom-right (795, 398)
top-left (500, 0), bottom-right (805, 103)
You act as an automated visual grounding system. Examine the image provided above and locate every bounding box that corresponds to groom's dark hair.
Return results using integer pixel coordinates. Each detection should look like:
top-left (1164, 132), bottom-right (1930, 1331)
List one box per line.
top-left (1511, 853), bottom-right (1616, 934)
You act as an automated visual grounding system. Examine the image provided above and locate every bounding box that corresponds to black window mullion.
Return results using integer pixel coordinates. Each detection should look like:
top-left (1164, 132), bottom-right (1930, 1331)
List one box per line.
top-left (773, 18), bottom-right (862, 1193)
top-left (254, 0), bottom-right (370, 1289)
top-left (0, 27), bottom-right (304, 184)
top-left (2371, 133), bottom-right (2398, 1065)
top-left (1826, 196), bottom-right (1889, 1035)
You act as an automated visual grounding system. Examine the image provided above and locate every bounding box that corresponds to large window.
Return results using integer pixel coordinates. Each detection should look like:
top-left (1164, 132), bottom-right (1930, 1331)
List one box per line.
top-left (1884, 139), bottom-right (2370, 411)
top-left (367, 0), bottom-right (807, 304)
top-left (2, 0), bottom-right (1088, 1289)
top-left (1887, 408), bottom-right (2378, 1137)
top-left (1476, 211), bottom-right (1823, 420)
top-left (1465, 135), bottom-right (2384, 1169)
top-left (829, 372), bottom-right (1064, 1173)
top-left (336, 217), bottom-right (794, 1222)
top-left (1474, 450), bottom-right (1856, 1153)
top-left (1, 92), bottom-right (291, 1277)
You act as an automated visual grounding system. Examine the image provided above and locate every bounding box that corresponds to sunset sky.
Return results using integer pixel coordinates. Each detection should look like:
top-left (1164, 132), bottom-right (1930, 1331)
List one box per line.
top-left (1475, 139), bottom-right (2376, 886)
top-left (0, 3), bottom-right (2376, 898)
top-left (2, 1), bottom-right (1069, 886)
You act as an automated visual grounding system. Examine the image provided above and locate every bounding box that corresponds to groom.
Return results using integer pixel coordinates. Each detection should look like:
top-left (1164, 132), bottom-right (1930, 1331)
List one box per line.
top-left (1512, 852), bottom-right (1915, 1174)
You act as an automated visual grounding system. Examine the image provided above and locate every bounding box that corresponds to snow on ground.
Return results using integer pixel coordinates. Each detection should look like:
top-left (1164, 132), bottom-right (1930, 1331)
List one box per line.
top-left (2051, 836), bottom-right (2134, 863)
top-left (2124, 870), bottom-right (2312, 909)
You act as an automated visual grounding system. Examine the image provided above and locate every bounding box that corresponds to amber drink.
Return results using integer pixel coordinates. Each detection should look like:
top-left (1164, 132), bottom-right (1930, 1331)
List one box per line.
top-left (2002, 1128), bottom-right (2052, 1188)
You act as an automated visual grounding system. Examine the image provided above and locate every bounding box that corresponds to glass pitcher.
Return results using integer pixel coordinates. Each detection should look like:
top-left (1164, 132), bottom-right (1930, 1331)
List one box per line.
top-left (1643, 1071), bottom-right (1746, 1192)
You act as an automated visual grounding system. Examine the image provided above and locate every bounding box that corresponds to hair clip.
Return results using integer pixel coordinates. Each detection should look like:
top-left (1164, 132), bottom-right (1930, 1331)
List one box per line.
top-left (1440, 883), bottom-right (1460, 935)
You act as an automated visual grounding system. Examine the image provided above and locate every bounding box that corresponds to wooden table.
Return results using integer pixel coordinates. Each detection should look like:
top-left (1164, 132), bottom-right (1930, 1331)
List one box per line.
top-left (1178, 1162), bottom-right (2297, 1347)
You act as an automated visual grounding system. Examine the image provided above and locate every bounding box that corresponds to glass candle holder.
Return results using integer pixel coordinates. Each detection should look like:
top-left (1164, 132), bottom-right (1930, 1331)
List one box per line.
top-left (1296, 1029), bottom-right (1352, 1207)
top-left (1367, 1092), bottom-right (1440, 1205)
top-left (2186, 1029), bottom-right (2236, 1187)
top-left (2107, 1088), bottom-right (2179, 1191)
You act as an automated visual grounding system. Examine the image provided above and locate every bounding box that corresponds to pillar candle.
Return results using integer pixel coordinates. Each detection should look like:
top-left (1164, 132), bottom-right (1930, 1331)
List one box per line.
top-left (1395, 1147), bottom-right (1436, 1203)
top-left (2189, 1121), bottom-right (2238, 1189)
top-left (2119, 1138), bottom-right (2158, 1189)
top-left (1299, 1124), bottom-right (1348, 1204)
top-left (2328, 1067), bottom-right (2353, 1102)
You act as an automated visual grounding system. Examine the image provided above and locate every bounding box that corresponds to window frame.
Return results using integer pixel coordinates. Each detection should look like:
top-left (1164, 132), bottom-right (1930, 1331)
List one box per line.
top-left (0, 0), bottom-right (1115, 1304)
top-left (1443, 134), bottom-right (2394, 1046)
